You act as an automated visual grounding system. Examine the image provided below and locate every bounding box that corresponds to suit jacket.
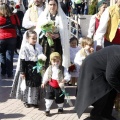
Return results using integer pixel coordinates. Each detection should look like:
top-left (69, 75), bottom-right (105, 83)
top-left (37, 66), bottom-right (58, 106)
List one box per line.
top-left (75, 45), bottom-right (120, 118)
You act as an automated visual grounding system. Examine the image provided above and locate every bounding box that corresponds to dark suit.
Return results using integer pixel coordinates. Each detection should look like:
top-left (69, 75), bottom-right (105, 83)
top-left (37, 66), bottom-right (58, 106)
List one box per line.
top-left (75, 45), bottom-right (120, 119)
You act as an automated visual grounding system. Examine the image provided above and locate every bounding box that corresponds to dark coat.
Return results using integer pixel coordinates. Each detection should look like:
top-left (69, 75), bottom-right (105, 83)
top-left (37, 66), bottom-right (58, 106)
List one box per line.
top-left (75, 45), bottom-right (120, 118)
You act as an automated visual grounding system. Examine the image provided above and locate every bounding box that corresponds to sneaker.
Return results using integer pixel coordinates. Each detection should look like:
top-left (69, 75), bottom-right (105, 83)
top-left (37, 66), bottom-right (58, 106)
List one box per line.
top-left (45, 111), bottom-right (50, 116)
top-left (58, 108), bottom-right (63, 114)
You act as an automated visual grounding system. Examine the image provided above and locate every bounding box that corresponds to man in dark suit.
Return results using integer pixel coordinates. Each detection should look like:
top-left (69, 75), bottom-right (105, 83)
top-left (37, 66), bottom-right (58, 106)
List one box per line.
top-left (75, 45), bottom-right (120, 120)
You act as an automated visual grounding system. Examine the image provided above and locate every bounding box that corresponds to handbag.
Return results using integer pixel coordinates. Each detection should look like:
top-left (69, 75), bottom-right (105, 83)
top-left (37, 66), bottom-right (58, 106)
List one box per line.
top-left (14, 15), bottom-right (23, 49)
top-left (20, 78), bottom-right (26, 91)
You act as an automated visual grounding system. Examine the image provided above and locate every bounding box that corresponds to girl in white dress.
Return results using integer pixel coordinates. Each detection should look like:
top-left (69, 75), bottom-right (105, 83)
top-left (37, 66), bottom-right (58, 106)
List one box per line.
top-left (74, 37), bottom-right (94, 77)
top-left (69, 37), bottom-right (80, 86)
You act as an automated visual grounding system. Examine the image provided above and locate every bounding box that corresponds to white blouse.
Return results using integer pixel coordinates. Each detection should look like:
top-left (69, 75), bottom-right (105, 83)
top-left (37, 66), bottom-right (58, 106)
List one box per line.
top-left (94, 8), bottom-right (109, 46)
top-left (22, 6), bottom-right (44, 29)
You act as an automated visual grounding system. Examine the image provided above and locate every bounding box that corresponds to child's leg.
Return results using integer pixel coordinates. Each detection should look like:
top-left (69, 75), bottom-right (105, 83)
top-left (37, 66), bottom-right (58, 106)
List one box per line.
top-left (45, 85), bottom-right (54, 112)
top-left (54, 88), bottom-right (65, 113)
top-left (45, 99), bottom-right (53, 111)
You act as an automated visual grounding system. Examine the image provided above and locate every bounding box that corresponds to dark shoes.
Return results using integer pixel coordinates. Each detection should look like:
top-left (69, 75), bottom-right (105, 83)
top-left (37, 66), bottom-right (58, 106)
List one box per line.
top-left (45, 109), bottom-right (63, 116)
top-left (24, 103), bottom-right (31, 108)
top-left (45, 111), bottom-right (50, 116)
top-left (58, 108), bottom-right (63, 114)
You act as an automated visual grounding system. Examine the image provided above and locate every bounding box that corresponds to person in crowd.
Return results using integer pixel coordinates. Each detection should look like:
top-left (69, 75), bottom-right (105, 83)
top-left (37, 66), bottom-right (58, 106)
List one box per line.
top-left (69, 37), bottom-right (80, 86)
top-left (60, 0), bottom-right (69, 16)
top-left (87, 2), bottom-right (107, 39)
top-left (74, 37), bottom-right (94, 80)
top-left (80, 0), bottom-right (85, 14)
top-left (84, 1), bottom-right (88, 15)
top-left (94, 0), bottom-right (120, 49)
top-left (10, 30), bottom-right (43, 108)
top-left (13, 4), bottom-right (24, 27)
top-left (22, 0), bottom-right (44, 30)
top-left (41, 52), bottom-right (71, 116)
top-left (75, 45), bottom-right (120, 120)
top-left (0, 3), bottom-right (20, 78)
top-left (37, 0), bottom-right (70, 69)
top-left (74, 0), bottom-right (81, 14)
top-left (15, 0), bottom-right (26, 13)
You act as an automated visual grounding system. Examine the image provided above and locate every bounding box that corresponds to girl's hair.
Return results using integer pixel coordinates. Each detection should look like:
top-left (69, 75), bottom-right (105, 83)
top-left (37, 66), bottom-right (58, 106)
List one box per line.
top-left (48, 0), bottom-right (58, 5)
top-left (98, 2), bottom-right (107, 11)
top-left (69, 36), bottom-right (78, 45)
top-left (26, 30), bottom-right (37, 38)
top-left (81, 37), bottom-right (93, 47)
top-left (0, 3), bottom-right (12, 17)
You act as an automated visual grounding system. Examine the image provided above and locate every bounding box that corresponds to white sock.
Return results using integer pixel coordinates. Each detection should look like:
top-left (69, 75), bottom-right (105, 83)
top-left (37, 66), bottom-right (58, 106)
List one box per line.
top-left (45, 99), bottom-right (53, 111)
top-left (57, 103), bottom-right (64, 109)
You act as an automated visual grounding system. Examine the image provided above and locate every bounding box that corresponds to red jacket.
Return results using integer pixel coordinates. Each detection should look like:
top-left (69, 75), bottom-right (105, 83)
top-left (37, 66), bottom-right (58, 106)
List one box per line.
top-left (0, 14), bottom-right (20, 40)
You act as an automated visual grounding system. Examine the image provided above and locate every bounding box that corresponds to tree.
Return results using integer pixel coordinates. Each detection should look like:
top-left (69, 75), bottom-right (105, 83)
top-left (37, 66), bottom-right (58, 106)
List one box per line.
top-left (88, 0), bottom-right (98, 15)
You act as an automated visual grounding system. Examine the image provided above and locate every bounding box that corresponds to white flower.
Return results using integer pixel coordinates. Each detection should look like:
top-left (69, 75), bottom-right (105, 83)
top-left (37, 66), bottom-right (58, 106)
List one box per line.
top-left (38, 54), bottom-right (47, 61)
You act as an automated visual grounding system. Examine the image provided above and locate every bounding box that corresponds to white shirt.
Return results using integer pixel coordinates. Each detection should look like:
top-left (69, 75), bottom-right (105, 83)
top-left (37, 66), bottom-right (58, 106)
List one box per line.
top-left (22, 6), bottom-right (44, 29)
top-left (94, 8), bottom-right (109, 46)
top-left (42, 66), bottom-right (71, 84)
top-left (70, 46), bottom-right (80, 63)
top-left (74, 49), bottom-right (90, 76)
top-left (87, 14), bottom-right (97, 38)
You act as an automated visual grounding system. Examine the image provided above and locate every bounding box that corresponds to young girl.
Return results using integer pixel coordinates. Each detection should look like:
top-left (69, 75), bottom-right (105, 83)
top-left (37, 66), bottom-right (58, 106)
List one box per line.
top-left (69, 37), bottom-right (80, 86)
top-left (74, 37), bottom-right (94, 78)
top-left (11, 30), bottom-right (43, 108)
top-left (41, 52), bottom-right (71, 116)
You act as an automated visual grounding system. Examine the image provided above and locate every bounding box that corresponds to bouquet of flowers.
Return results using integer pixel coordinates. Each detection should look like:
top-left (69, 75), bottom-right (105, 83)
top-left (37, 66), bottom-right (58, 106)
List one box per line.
top-left (40, 20), bottom-right (55, 47)
top-left (33, 54), bottom-right (47, 76)
top-left (68, 64), bottom-right (76, 72)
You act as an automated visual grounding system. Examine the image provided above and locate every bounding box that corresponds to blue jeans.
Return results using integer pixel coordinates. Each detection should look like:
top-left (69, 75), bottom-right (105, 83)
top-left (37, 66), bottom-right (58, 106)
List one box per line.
top-left (0, 38), bottom-right (16, 76)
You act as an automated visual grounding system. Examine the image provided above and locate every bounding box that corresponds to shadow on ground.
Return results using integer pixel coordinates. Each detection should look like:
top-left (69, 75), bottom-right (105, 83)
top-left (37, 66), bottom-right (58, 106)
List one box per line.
top-left (0, 113), bottom-right (24, 119)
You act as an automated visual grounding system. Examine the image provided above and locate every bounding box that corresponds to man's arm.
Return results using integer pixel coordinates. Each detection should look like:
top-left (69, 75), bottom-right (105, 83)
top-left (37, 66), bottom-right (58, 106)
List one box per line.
top-left (22, 9), bottom-right (36, 29)
top-left (94, 8), bottom-right (110, 47)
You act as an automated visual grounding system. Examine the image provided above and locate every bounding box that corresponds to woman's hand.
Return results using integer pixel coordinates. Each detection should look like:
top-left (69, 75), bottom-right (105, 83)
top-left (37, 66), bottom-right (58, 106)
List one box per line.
top-left (52, 33), bottom-right (60, 39)
top-left (46, 33), bottom-right (59, 39)
top-left (20, 73), bottom-right (25, 79)
top-left (61, 79), bottom-right (67, 83)
top-left (41, 83), bottom-right (45, 88)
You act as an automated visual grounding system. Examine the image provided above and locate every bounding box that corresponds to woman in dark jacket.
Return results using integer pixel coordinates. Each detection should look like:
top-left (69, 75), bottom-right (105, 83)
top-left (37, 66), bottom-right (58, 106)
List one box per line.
top-left (0, 3), bottom-right (20, 78)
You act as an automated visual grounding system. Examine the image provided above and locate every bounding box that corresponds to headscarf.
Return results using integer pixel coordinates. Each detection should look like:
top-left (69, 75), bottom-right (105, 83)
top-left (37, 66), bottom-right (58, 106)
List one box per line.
top-left (36, 0), bottom-right (70, 68)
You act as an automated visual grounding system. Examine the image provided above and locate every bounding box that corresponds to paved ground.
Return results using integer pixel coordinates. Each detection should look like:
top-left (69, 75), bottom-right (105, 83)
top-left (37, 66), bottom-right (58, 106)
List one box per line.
top-left (0, 54), bottom-right (120, 120)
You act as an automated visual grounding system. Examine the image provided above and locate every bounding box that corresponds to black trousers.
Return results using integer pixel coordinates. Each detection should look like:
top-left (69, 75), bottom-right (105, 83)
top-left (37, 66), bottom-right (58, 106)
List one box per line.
top-left (91, 89), bottom-right (117, 117)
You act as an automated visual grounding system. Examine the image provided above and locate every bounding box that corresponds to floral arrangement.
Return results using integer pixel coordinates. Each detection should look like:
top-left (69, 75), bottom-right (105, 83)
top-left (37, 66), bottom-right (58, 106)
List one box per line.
top-left (68, 64), bottom-right (76, 72)
top-left (33, 54), bottom-right (47, 75)
top-left (40, 20), bottom-right (55, 47)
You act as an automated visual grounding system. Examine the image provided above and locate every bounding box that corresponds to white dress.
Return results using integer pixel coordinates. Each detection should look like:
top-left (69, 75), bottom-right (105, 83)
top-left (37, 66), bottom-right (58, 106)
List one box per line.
top-left (74, 49), bottom-right (90, 77)
top-left (70, 46), bottom-right (80, 77)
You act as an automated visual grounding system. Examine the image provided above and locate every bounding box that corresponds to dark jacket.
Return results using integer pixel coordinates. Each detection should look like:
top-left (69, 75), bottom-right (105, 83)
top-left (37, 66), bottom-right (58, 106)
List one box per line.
top-left (75, 45), bottom-right (120, 118)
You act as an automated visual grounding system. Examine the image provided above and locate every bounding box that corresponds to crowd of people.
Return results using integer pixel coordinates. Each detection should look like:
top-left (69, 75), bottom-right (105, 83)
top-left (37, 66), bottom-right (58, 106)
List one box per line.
top-left (0, 0), bottom-right (120, 120)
